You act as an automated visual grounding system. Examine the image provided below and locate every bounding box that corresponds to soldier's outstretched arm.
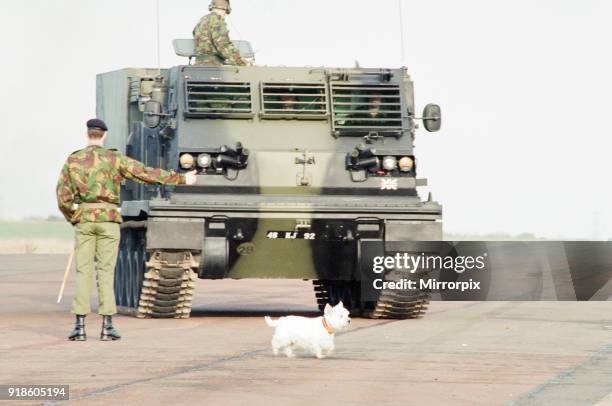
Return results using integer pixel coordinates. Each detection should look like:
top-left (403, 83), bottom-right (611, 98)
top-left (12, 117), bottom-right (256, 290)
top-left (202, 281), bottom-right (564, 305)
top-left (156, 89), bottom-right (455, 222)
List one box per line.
top-left (118, 154), bottom-right (186, 185)
top-left (56, 163), bottom-right (77, 223)
top-left (212, 17), bottom-right (246, 66)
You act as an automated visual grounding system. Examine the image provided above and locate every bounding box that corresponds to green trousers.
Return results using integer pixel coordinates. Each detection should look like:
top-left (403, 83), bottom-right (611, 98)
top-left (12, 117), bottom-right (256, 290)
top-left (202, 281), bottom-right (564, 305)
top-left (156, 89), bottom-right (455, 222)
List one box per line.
top-left (71, 222), bottom-right (120, 316)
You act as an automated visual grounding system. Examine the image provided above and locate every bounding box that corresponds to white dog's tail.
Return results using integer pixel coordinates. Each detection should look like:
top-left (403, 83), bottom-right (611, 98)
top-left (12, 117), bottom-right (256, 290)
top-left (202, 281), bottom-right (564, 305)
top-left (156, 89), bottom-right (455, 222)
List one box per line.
top-left (264, 316), bottom-right (279, 327)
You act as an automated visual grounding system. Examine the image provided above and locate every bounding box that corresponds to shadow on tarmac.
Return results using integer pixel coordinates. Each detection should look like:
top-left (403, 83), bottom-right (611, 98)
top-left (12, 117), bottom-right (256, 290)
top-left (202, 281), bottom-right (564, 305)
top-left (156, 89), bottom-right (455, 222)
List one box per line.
top-left (189, 308), bottom-right (321, 318)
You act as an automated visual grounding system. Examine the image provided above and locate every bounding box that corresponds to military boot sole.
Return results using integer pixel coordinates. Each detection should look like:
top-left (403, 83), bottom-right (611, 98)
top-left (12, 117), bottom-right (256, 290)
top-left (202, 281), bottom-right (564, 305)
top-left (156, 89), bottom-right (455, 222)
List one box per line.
top-left (100, 335), bottom-right (121, 341)
top-left (68, 335), bottom-right (87, 341)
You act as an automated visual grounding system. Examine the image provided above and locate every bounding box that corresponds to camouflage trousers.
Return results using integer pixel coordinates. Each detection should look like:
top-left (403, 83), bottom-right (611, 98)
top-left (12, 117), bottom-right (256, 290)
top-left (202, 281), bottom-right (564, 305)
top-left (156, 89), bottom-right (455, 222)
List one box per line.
top-left (194, 55), bottom-right (223, 66)
top-left (71, 222), bottom-right (120, 316)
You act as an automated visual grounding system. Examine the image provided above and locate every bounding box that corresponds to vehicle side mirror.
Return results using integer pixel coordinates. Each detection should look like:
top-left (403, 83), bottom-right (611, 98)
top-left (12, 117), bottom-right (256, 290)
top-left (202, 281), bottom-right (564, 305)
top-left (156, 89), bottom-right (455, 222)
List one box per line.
top-left (144, 101), bottom-right (161, 128)
top-left (422, 103), bottom-right (442, 132)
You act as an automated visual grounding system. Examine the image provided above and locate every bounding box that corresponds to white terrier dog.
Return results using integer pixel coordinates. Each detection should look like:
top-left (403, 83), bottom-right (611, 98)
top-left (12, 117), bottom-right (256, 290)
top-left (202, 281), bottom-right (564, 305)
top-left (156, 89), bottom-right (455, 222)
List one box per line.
top-left (264, 302), bottom-right (351, 359)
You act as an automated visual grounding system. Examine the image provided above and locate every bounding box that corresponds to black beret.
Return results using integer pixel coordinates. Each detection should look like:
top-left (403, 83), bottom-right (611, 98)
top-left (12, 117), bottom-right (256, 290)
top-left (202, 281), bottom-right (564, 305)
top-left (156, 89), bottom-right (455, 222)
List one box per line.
top-left (86, 118), bottom-right (108, 131)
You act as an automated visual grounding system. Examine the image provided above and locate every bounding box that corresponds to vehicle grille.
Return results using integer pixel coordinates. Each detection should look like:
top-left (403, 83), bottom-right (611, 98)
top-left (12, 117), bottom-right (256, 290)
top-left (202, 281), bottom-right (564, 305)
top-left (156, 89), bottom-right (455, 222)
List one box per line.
top-left (185, 81), bottom-right (252, 118)
top-left (260, 83), bottom-right (328, 119)
top-left (330, 83), bottom-right (403, 134)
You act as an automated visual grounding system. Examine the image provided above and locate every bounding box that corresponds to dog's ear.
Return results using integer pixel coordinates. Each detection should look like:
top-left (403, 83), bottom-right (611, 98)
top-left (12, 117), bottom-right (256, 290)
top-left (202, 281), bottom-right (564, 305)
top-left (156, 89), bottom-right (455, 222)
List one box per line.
top-left (336, 301), bottom-right (344, 309)
top-left (324, 303), bottom-right (332, 314)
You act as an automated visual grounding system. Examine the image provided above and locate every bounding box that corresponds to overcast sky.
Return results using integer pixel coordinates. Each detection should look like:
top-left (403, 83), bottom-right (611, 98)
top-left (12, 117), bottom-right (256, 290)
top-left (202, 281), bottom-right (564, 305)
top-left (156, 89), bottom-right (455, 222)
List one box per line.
top-left (1, 0), bottom-right (610, 238)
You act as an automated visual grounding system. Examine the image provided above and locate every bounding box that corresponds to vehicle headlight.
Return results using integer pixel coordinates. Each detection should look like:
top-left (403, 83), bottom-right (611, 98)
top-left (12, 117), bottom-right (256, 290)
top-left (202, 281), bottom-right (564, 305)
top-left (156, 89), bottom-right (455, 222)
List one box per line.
top-left (382, 156), bottom-right (398, 171)
top-left (179, 153), bottom-right (195, 169)
top-left (197, 153), bottom-right (212, 168)
top-left (398, 156), bottom-right (414, 172)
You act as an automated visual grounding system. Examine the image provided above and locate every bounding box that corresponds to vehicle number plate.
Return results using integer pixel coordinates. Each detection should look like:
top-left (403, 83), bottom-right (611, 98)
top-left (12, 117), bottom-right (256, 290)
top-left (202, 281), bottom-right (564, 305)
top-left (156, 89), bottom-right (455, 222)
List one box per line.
top-left (266, 231), bottom-right (316, 240)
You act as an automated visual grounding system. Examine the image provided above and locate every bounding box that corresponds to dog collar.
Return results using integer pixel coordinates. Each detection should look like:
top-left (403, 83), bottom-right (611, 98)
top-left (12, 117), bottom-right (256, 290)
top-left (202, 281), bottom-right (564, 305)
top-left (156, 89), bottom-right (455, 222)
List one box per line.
top-left (322, 317), bottom-right (334, 335)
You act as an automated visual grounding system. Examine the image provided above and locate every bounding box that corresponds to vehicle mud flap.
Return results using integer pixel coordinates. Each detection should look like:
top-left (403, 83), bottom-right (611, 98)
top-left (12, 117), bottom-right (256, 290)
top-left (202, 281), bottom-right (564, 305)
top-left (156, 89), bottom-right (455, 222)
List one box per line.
top-left (115, 227), bottom-right (147, 314)
top-left (200, 237), bottom-right (229, 279)
top-left (312, 237), bottom-right (383, 317)
top-left (357, 238), bottom-right (385, 306)
top-left (313, 220), bottom-right (382, 316)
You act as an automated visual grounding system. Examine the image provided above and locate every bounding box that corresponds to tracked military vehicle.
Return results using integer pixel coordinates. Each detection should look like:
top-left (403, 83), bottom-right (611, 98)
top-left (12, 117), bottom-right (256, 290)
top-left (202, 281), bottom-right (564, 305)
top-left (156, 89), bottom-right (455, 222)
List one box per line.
top-left (97, 40), bottom-right (442, 319)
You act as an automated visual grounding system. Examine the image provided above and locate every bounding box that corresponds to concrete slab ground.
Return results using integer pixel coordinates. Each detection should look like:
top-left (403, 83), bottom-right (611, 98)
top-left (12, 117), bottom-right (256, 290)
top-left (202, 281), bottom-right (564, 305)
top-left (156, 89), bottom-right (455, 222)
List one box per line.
top-left (0, 255), bottom-right (610, 406)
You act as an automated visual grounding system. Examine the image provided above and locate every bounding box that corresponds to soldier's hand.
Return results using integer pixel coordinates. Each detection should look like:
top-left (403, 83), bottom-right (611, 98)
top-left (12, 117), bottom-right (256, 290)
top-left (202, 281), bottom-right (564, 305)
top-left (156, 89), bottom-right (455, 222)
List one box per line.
top-left (185, 170), bottom-right (198, 185)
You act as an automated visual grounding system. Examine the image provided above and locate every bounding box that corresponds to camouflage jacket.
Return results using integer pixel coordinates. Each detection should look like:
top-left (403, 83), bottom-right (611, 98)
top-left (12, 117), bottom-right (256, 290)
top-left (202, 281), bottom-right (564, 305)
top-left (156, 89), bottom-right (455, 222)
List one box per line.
top-left (193, 13), bottom-right (245, 66)
top-left (56, 145), bottom-right (186, 224)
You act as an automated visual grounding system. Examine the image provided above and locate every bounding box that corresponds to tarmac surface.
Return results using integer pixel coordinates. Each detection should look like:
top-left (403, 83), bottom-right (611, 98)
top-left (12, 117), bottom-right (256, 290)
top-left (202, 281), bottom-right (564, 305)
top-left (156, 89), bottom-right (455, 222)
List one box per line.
top-left (0, 254), bottom-right (611, 406)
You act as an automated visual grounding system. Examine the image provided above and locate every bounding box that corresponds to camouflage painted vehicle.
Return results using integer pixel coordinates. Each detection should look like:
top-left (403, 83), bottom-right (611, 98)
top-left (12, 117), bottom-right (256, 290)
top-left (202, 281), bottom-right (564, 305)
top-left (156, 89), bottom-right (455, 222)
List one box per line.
top-left (97, 40), bottom-right (442, 319)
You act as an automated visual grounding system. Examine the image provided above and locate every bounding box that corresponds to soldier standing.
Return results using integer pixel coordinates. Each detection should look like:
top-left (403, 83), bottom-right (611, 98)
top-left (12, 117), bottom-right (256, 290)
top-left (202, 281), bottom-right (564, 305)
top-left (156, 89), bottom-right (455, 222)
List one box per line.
top-left (56, 119), bottom-right (197, 341)
top-left (193, 0), bottom-right (246, 66)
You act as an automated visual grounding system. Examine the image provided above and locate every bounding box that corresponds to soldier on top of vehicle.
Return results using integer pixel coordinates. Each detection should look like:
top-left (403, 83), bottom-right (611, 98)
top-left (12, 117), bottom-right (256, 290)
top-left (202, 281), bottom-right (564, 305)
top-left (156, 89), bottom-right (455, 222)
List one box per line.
top-left (193, 0), bottom-right (246, 67)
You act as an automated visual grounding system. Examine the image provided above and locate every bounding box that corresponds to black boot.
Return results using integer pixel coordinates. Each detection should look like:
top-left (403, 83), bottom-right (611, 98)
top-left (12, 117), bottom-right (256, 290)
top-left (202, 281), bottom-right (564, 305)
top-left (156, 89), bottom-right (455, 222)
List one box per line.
top-left (100, 315), bottom-right (121, 341)
top-left (68, 315), bottom-right (86, 341)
